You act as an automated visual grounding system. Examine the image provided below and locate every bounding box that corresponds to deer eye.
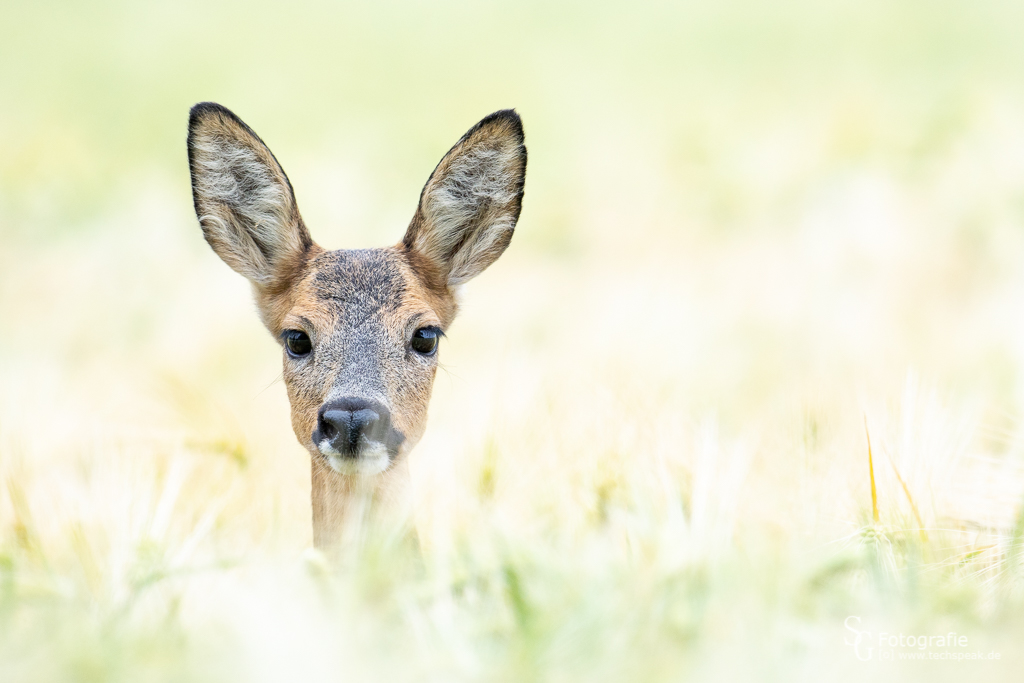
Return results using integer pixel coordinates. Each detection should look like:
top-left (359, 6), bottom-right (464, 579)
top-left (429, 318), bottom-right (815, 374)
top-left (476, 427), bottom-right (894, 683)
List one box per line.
top-left (411, 327), bottom-right (440, 356)
top-left (284, 330), bottom-right (312, 358)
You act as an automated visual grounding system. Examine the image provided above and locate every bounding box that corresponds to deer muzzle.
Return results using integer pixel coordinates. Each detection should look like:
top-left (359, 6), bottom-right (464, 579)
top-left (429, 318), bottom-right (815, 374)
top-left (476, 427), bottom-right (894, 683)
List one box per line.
top-left (312, 397), bottom-right (405, 475)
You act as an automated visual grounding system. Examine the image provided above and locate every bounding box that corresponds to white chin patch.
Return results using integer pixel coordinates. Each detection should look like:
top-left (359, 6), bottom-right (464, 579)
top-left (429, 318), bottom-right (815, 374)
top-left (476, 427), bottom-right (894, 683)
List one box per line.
top-left (318, 440), bottom-right (391, 476)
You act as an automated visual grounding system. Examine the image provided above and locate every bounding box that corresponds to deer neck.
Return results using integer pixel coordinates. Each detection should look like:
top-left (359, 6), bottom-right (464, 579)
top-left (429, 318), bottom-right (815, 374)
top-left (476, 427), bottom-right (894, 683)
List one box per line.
top-left (310, 457), bottom-right (412, 549)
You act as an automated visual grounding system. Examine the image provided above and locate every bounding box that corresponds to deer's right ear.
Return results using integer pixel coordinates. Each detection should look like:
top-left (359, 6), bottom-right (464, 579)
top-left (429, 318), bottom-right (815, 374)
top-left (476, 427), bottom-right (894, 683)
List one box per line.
top-left (187, 102), bottom-right (314, 289)
top-left (403, 110), bottom-right (526, 289)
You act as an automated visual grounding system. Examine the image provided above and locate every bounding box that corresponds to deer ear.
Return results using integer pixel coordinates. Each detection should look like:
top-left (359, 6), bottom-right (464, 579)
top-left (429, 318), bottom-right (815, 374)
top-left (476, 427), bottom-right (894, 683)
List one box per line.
top-left (187, 102), bottom-right (313, 289)
top-left (403, 110), bottom-right (526, 288)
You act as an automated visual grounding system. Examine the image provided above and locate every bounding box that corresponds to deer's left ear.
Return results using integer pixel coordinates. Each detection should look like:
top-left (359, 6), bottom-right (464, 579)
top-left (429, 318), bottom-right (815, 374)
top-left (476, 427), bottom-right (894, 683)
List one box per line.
top-left (402, 110), bottom-right (526, 288)
top-left (187, 102), bottom-right (314, 290)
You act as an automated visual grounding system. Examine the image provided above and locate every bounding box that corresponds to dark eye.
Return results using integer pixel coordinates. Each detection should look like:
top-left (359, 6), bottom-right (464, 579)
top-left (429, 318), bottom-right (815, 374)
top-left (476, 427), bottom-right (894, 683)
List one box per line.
top-left (284, 330), bottom-right (312, 358)
top-left (411, 327), bottom-right (440, 356)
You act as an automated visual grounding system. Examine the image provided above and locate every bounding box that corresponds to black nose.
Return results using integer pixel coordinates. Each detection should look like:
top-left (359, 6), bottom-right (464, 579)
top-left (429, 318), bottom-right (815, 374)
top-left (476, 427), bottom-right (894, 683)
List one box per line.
top-left (315, 397), bottom-right (392, 456)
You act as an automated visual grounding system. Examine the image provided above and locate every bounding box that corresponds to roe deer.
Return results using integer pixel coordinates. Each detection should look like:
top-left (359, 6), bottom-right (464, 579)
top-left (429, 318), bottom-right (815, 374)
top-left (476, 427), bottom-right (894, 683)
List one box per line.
top-left (187, 103), bottom-right (526, 548)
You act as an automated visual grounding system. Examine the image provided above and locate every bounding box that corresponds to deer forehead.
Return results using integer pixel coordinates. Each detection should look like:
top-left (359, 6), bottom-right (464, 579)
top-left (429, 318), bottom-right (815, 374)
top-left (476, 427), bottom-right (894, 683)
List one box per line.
top-left (284, 248), bottom-right (449, 338)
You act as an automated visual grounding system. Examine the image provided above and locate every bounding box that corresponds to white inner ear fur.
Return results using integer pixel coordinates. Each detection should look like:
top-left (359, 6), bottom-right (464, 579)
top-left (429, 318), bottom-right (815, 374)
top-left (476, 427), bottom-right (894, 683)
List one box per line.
top-left (418, 142), bottom-right (521, 287)
top-left (192, 133), bottom-right (300, 284)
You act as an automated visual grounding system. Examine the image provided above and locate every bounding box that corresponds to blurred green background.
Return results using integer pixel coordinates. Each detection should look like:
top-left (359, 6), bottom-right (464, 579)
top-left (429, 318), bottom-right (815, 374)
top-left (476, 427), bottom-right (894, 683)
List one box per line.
top-left (5, 0), bottom-right (1024, 239)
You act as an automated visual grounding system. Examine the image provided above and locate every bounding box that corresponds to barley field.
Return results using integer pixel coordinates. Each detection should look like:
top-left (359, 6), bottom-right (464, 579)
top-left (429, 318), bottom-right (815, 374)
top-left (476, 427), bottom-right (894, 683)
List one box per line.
top-left (3, 1), bottom-right (1024, 680)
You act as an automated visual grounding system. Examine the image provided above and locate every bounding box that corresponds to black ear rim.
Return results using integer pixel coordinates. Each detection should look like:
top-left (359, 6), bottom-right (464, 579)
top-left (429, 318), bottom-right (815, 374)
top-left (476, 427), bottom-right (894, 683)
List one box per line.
top-left (185, 101), bottom-right (304, 232)
top-left (418, 108), bottom-right (527, 202)
top-left (473, 108), bottom-right (526, 145)
top-left (405, 109), bottom-right (528, 253)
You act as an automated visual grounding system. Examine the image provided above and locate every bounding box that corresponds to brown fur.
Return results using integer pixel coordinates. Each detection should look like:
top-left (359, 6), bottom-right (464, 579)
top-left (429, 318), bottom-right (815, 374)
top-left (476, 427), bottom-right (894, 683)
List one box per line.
top-left (187, 103), bottom-right (526, 547)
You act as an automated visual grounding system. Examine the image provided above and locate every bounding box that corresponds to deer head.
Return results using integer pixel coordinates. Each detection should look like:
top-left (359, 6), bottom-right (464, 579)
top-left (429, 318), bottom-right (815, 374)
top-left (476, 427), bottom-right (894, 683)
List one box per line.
top-left (187, 103), bottom-right (526, 545)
